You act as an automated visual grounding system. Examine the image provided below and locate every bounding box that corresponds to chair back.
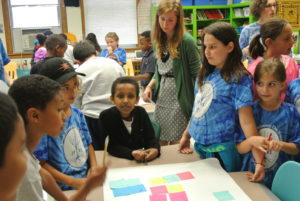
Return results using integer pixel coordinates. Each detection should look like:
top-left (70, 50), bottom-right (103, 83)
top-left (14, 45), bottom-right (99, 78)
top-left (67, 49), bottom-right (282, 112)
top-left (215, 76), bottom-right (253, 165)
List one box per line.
top-left (17, 69), bottom-right (31, 78)
top-left (272, 160), bottom-right (300, 201)
top-left (124, 59), bottom-right (134, 76)
top-left (150, 119), bottom-right (160, 140)
top-left (4, 61), bottom-right (18, 80)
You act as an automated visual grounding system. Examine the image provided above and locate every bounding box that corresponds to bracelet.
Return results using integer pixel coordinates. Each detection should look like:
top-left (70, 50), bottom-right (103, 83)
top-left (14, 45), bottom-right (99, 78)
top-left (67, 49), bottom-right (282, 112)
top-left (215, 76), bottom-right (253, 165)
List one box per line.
top-left (255, 162), bottom-right (265, 167)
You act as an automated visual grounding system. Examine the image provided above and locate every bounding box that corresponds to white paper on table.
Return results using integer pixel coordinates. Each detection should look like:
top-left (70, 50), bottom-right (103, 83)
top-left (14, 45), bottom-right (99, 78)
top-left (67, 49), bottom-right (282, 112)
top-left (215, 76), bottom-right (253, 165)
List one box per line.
top-left (103, 158), bottom-right (251, 201)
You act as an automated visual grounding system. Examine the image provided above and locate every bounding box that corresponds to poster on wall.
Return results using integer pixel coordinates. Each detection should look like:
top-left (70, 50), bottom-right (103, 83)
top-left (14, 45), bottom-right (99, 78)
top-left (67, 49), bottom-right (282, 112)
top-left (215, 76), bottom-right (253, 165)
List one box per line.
top-left (278, 0), bottom-right (300, 30)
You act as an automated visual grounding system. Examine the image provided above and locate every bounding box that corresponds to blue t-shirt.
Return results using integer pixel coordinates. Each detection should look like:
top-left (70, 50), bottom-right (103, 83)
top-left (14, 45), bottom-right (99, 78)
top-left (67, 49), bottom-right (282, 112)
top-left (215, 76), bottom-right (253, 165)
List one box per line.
top-left (99, 48), bottom-right (126, 65)
top-left (189, 69), bottom-right (253, 145)
top-left (286, 78), bottom-right (300, 113)
top-left (241, 102), bottom-right (300, 188)
top-left (0, 39), bottom-right (11, 82)
top-left (33, 106), bottom-right (92, 190)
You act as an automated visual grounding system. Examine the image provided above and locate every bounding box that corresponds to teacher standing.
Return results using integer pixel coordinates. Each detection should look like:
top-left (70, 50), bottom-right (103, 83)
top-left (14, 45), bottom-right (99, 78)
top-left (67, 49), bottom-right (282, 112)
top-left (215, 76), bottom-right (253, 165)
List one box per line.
top-left (143, 0), bottom-right (200, 146)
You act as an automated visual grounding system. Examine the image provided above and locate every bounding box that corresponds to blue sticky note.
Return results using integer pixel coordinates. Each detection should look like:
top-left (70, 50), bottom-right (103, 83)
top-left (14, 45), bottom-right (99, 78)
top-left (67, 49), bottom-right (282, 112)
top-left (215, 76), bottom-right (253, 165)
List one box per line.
top-left (213, 191), bottom-right (235, 201)
top-left (109, 179), bottom-right (127, 189)
top-left (163, 174), bottom-right (180, 183)
top-left (125, 178), bottom-right (142, 186)
top-left (112, 184), bottom-right (147, 197)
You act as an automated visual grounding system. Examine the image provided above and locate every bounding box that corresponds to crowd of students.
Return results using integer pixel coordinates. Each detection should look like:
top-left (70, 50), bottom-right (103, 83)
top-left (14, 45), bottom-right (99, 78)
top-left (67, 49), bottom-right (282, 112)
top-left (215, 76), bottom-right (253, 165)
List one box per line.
top-left (0, 0), bottom-right (300, 200)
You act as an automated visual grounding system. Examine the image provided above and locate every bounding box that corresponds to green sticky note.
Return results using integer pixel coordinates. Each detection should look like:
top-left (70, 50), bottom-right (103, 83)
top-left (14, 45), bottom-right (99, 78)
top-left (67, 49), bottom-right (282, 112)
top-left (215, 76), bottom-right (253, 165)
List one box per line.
top-left (163, 174), bottom-right (180, 183)
top-left (109, 179), bottom-right (127, 189)
top-left (125, 178), bottom-right (142, 186)
top-left (213, 191), bottom-right (235, 201)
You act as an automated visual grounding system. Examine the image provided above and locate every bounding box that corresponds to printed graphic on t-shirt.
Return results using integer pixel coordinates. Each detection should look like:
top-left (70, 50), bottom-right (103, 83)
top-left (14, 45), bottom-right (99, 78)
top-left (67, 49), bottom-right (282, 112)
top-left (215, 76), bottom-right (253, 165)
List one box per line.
top-left (259, 127), bottom-right (279, 169)
top-left (63, 128), bottom-right (87, 167)
top-left (192, 83), bottom-right (214, 118)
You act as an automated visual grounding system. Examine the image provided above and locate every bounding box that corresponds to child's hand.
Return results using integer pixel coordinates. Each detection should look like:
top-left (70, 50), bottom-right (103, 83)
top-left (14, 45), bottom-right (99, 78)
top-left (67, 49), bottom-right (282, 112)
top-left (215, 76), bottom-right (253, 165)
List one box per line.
top-left (107, 46), bottom-right (113, 53)
top-left (70, 177), bottom-right (87, 189)
top-left (84, 166), bottom-right (107, 190)
top-left (144, 148), bottom-right (159, 161)
top-left (268, 140), bottom-right (283, 152)
top-left (132, 150), bottom-right (146, 161)
top-left (179, 134), bottom-right (193, 154)
top-left (246, 163), bottom-right (265, 182)
top-left (250, 136), bottom-right (269, 153)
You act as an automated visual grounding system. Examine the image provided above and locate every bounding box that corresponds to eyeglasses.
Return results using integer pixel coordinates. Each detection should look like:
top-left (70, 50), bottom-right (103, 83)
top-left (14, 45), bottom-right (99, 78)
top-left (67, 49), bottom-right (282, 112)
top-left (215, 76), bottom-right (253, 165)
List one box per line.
top-left (265, 3), bottom-right (277, 8)
top-left (61, 84), bottom-right (79, 92)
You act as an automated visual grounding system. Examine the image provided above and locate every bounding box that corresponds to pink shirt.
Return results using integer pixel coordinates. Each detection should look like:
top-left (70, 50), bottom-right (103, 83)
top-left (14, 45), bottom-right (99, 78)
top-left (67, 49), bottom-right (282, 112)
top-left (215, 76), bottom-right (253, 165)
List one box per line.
top-left (248, 55), bottom-right (299, 100)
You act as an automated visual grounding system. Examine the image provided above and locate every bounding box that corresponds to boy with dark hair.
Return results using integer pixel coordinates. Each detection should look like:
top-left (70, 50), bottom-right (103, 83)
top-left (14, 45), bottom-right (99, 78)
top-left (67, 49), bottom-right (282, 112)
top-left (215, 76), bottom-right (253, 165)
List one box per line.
top-left (9, 75), bottom-right (106, 201)
top-left (34, 57), bottom-right (96, 190)
top-left (73, 40), bottom-right (125, 150)
top-left (132, 30), bottom-right (156, 89)
top-left (31, 34), bottom-right (67, 74)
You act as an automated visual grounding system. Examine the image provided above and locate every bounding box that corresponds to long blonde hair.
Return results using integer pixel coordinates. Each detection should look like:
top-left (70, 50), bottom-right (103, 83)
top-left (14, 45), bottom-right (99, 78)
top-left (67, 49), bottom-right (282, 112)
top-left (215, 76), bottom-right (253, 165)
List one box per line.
top-left (152, 0), bottom-right (185, 59)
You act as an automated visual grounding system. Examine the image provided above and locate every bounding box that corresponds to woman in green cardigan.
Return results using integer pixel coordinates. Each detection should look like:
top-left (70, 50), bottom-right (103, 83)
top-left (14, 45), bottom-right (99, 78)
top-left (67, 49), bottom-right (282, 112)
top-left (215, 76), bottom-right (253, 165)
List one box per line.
top-left (143, 0), bottom-right (200, 146)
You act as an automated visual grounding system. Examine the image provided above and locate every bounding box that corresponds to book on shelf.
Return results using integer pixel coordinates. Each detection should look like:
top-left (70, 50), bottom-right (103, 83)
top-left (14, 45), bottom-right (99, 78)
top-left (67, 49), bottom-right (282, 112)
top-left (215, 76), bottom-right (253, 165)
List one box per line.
top-left (196, 10), bottom-right (207, 20)
top-left (204, 10), bottom-right (223, 19)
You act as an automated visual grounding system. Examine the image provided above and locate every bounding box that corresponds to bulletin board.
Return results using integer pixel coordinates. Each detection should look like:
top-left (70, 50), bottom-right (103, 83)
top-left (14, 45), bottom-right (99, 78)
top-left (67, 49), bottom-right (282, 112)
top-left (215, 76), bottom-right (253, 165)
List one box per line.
top-left (277, 0), bottom-right (300, 30)
top-left (103, 158), bottom-right (251, 201)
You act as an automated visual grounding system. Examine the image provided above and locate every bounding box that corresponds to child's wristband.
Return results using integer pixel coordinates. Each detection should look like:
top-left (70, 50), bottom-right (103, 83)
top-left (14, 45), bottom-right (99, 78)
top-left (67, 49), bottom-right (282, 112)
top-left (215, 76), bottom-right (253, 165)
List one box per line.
top-left (255, 162), bottom-right (265, 167)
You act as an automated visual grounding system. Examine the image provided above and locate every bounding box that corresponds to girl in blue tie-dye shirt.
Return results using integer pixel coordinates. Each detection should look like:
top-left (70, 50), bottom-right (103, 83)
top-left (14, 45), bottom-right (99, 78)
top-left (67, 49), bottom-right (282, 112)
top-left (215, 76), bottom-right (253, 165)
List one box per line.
top-left (179, 22), bottom-right (266, 182)
top-left (241, 58), bottom-right (300, 188)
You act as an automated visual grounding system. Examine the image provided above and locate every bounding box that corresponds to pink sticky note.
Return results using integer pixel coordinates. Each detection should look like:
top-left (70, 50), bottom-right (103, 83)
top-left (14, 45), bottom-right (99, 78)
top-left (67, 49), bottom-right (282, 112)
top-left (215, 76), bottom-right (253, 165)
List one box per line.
top-left (176, 171), bottom-right (195, 180)
top-left (169, 191), bottom-right (188, 201)
top-left (150, 185), bottom-right (168, 195)
top-left (150, 194), bottom-right (168, 201)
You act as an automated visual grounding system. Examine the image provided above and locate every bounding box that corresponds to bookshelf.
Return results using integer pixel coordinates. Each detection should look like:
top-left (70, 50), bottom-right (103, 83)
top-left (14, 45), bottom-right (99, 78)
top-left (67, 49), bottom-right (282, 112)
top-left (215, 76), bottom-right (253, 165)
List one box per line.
top-left (151, 2), bottom-right (255, 46)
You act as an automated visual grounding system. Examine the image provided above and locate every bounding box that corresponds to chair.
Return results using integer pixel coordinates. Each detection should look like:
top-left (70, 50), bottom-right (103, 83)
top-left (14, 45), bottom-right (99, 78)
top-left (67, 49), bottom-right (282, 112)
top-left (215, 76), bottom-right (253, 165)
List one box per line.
top-left (124, 59), bottom-right (134, 76)
top-left (150, 119), bottom-right (160, 140)
top-left (271, 161), bottom-right (300, 201)
top-left (4, 61), bottom-right (18, 80)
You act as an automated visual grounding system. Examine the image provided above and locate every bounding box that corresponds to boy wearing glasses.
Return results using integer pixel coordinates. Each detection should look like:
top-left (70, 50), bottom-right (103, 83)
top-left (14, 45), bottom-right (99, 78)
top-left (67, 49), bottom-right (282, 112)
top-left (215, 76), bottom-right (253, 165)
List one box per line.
top-left (33, 57), bottom-right (97, 191)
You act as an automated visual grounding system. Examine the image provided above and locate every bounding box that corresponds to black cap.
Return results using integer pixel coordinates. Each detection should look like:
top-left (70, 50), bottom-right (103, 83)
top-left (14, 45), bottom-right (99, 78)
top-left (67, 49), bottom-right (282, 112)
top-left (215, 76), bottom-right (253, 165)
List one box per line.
top-left (43, 30), bottom-right (53, 36)
top-left (39, 57), bottom-right (85, 84)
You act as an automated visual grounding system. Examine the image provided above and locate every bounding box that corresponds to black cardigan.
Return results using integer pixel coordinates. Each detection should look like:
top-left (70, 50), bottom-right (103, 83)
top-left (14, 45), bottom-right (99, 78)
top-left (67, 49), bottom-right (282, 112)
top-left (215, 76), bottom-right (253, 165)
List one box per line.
top-left (100, 106), bottom-right (160, 160)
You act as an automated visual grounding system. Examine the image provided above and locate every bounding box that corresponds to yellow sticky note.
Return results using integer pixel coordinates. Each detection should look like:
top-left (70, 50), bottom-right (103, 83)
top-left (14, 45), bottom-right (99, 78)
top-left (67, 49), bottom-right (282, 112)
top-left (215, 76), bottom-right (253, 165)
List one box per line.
top-left (166, 184), bottom-right (184, 193)
top-left (149, 177), bottom-right (167, 185)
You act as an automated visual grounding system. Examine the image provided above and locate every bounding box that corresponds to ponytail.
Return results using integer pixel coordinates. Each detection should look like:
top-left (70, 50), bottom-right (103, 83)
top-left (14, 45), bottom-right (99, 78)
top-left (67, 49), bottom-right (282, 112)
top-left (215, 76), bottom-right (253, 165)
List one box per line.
top-left (249, 34), bottom-right (264, 59)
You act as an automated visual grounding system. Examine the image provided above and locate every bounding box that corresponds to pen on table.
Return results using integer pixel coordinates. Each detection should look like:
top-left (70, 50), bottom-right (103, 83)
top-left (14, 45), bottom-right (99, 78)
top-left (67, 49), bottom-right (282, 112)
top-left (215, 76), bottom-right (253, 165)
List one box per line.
top-left (102, 136), bottom-right (109, 167)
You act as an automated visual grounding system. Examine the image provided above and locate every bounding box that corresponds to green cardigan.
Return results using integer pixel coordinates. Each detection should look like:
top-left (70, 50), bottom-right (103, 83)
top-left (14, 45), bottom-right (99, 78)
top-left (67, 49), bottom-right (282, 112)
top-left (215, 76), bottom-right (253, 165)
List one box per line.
top-left (154, 33), bottom-right (201, 119)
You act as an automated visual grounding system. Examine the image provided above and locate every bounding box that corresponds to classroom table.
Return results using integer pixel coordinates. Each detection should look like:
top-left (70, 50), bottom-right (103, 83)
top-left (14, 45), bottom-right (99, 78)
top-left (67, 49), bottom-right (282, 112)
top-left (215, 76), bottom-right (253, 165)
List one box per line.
top-left (64, 145), bottom-right (280, 201)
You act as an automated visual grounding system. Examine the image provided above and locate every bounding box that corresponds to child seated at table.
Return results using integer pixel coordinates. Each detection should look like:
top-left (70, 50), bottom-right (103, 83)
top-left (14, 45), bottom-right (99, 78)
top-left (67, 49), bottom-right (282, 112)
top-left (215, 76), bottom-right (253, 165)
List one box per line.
top-left (100, 77), bottom-right (160, 161)
top-left (34, 57), bottom-right (97, 190)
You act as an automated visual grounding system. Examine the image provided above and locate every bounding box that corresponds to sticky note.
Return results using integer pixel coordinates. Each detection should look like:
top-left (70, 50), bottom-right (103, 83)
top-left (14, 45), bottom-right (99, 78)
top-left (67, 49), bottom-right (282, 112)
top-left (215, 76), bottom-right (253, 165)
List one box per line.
top-left (125, 178), bottom-right (142, 186)
top-left (109, 179), bottom-right (126, 188)
top-left (112, 184), bottom-right (146, 197)
top-left (169, 191), bottom-right (189, 201)
top-left (213, 191), bottom-right (235, 201)
top-left (166, 184), bottom-right (184, 193)
top-left (149, 177), bottom-right (167, 185)
top-left (163, 174), bottom-right (180, 183)
top-left (150, 185), bottom-right (168, 195)
top-left (176, 171), bottom-right (195, 180)
top-left (150, 194), bottom-right (168, 201)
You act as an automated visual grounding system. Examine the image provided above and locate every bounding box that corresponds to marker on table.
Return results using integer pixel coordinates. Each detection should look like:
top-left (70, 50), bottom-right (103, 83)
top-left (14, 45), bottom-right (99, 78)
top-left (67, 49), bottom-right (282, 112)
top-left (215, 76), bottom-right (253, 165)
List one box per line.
top-left (260, 133), bottom-right (273, 166)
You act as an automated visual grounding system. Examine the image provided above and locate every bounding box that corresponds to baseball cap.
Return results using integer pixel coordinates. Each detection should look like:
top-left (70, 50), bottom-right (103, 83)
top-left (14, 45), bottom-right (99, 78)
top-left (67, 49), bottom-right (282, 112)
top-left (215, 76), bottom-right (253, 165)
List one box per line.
top-left (43, 30), bottom-right (53, 36)
top-left (39, 57), bottom-right (85, 84)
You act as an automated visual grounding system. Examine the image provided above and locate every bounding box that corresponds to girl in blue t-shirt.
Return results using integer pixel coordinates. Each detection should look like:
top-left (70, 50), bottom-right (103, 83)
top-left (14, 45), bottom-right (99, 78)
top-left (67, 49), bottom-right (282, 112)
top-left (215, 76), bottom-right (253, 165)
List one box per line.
top-left (179, 22), bottom-right (266, 181)
top-left (99, 32), bottom-right (126, 66)
top-left (241, 58), bottom-right (300, 188)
